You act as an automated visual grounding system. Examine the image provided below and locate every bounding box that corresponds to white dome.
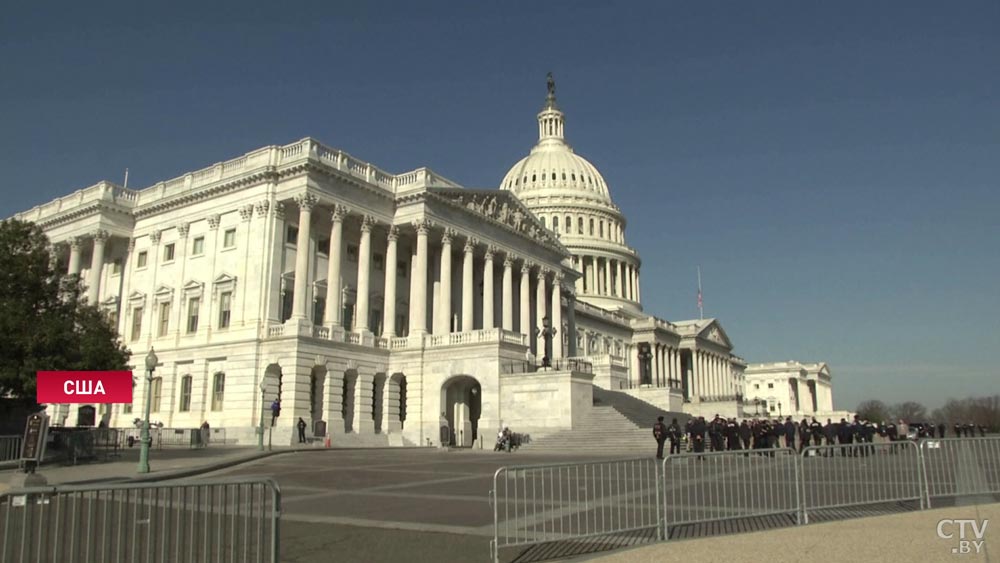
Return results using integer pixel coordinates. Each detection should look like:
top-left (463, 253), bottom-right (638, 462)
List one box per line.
top-left (499, 96), bottom-right (613, 205)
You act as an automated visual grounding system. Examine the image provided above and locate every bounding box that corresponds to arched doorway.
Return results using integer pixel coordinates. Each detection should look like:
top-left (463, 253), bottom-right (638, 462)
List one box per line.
top-left (372, 374), bottom-right (386, 434)
top-left (386, 373), bottom-right (407, 433)
top-left (262, 364), bottom-right (283, 427)
top-left (342, 370), bottom-right (357, 433)
top-left (440, 375), bottom-right (481, 447)
top-left (310, 366), bottom-right (326, 437)
top-left (77, 405), bottom-right (96, 427)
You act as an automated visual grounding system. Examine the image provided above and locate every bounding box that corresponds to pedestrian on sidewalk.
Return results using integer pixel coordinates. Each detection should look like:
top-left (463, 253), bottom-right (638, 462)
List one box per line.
top-left (297, 417), bottom-right (307, 443)
top-left (200, 421), bottom-right (210, 448)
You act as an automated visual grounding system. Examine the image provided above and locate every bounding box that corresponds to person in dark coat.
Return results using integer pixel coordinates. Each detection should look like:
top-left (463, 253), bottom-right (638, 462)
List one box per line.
top-left (739, 420), bottom-right (752, 451)
top-left (783, 417), bottom-right (796, 449)
top-left (837, 418), bottom-right (852, 456)
top-left (667, 418), bottom-right (682, 455)
top-left (937, 422), bottom-right (946, 438)
top-left (810, 417), bottom-right (823, 447)
top-left (954, 422), bottom-right (962, 438)
top-left (296, 417), bottom-right (307, 443)
top-left (725, 418), bottom-right (740, 450)
top-left (653, 416), bottom-right (667, 459)
top-left (690, 417), bottom-right (707, 456)
top-left (798, 419), bottom-right (810, 452)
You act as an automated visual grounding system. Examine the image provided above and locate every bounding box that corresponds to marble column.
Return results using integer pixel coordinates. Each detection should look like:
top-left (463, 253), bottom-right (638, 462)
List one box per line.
top-left (604, 259), bottom-right (611, 296)
top-left (461, 237), bottom-right (475, 332)
top-left (324, 205), bottom-right (347, 330)
top-left (438, 229), bottom-right (454, 334)
top-left (382, 226), bottom-right (398, 337)
top-left (636, 269), bottom-right (641, 303)
top-left (290, 194), bottom-right (317, 321)
top-left (566, 291), bottom-right (577, 356)
top-left (482, 246), bottom-right (495, 329)
top-left (411, 220), bottom-right (430, 334)
top-left (501, 255), bottom-right (514, 331)
top-left (355, 215), bottom-right (374, 333)
top-left (87, 230), bottom-right (109, 304)
top-left (535, 269), bottom-right (548, 358)
top-left (674, 349), bottom-right (682, 390)
top-left (586, 257), bottom-right (594, 295)
top-left (551, 273), bottom-right (563, 360)
top-left (519, 263), bottom-right (531, 338)
top-left (615, 260), bottom-right (623, 298)
top-left (67, 237), bottom-right (82, 275)
top-left (653, 344), bottom-right (660, 386)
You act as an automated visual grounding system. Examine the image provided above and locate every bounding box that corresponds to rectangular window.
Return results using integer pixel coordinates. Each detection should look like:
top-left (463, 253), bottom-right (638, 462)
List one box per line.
top-left (187, 297), bottom-right (200, 333)
top-left (150, 377), bottom-right (162, 413)
top-left (112, 259), bottom-right (123, 275)
top-left (313, 298), bottom-right (326, 326)
top-left (158, 302), bottom-right (170, 337)
top-left (599, 221), bottom-right (604, 238)
top-left (347, 244), bottom-right (358, 262)
top-left (286, 226), bottom-right (298, 245)
top-left (754, 383), bottom-right (760, 390)
top-left (131, 307), bottom-right (143, 341)
top-left (373, 253), bottom-right (384, 271)
top-left (768, 382), bottom-right (774, 389)
top-left (398, 261), bottom-right (408, 277)
top-left (178, 376), bottom-right (192, 412)
top-left (192, 236), bottom-right (205, 256)
top-left (163, 243), bottom-right (175, 262)
top-left (281, 290), bottom-right (293, 323)
top-left (223, 228), bottom-right (236, 249)
top-left (212, 373), bottom-right (225, 411)
top-left (218, 291), bottom-right (232, 329)
top-left (371, 309), bottom-right (382, 336)
top-left (318, 238), bottom-right (330, 255)
top-left (123, 402), bottom-right (132, 414)
top-left (589, 219), bottom-right (594, 235)
top-left (137, 251), bottom-right (148, 268)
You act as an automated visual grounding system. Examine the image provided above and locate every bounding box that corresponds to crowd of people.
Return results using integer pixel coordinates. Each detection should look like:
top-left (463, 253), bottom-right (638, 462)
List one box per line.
top-left (652, 414), bottom-right (990, 459)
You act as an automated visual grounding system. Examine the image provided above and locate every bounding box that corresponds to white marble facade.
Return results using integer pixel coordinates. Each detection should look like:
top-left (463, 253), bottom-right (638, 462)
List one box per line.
top-left (13, 82), bottom-right (837, 445)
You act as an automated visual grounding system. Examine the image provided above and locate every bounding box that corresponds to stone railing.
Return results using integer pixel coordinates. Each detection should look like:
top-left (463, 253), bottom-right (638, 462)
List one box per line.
top-left (267, 324), bottom-right (285, 337)
top-left (313, 326), bottom-right (330, 339)
top-left (584, 354), bottom-right (627, 368)
top-left (345, 332), bottom-right (362, 345)
top-left (265, 324), bottom-right (528, 351)
top-left (19, 138), bottom-right (463, 225)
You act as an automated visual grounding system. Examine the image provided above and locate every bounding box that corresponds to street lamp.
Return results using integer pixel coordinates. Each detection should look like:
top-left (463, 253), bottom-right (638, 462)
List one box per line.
top-left (137, 347), bottom-right (157, 474)
top-left (778, 401), bottom-right (783, 417)
top-left (534, 316), bottom-right (557, 368)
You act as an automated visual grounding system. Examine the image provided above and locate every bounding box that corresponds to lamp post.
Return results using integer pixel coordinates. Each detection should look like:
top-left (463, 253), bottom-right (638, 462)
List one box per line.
top-left (258, 381), bottom-right (267, 452)
top-left (637, 343), bottom-right (653, 386)
top-left (533, 316), bottom-right (557, 369)
top-left (778, 401), bottom-right (783, 418)
top-left (137, 347), bottom-right (157, 474)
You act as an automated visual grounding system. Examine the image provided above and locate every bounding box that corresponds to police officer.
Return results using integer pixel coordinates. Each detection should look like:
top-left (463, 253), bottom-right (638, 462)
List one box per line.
top-left (690, 416), bottom-right (707, 456)
top-left (739, 420), bottom-right (752, 450)
top-left (810, 417), bottom-right (823, 447)
top-left (652, 416), bottom-right (667, 459)
top-left (783, 417), bottom-right (796, 449)
top-left (798, 419), bottom-right (810, 452)
top-left (725, 418), bottom-right (739, 451)
top-left (667, 418), bottom-right (682, 455)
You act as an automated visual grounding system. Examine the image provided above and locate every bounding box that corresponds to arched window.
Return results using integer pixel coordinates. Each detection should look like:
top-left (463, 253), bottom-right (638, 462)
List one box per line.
top-left (565, 216), bottom-right (571, 232)
top-left (578, 217), bottom-right (584, 234)
top-left (211, 372), bottom-right (225, 411)
top-left (599, 221), bottom-right (604, 238)
top-left (552, 216), bottom-right (559, 232)
top-left (178, 375), bottom-right (193, 412)
top-left (540, 216), bottom-right (546, 228)
top-left (589, 219), bottom-right (595, 236)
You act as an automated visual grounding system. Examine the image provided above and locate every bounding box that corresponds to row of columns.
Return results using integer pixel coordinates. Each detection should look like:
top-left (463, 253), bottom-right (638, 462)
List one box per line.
top-left (692, 350), bottom-right (734, 400)
top-left (577, 255), bottom-right (639, 302)
top-left (650, 343), bottom-right (682, 387)
top-left (63, 230), bottom-right (111, 305)
top-left (285, 195), bottom-right (573, 359)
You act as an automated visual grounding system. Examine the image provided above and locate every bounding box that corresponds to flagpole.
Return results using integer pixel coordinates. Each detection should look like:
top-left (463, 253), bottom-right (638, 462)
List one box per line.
top-left (697, 266), bottom-right (703, 320)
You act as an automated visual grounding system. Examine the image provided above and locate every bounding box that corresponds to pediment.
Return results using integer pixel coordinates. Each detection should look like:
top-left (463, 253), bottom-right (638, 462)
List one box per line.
top-left (183, 280), bottom-right (204, 294)
top-left (213, 273), bottom-right (237, 286)
top-left (127, 290), bottom-right (146, 304)
top-left (698, 319), bottom-right (734, 349)
top-left (427, 188), bottom-right (566, 253)
top-left (100, 295), bottom-right (120, 307)
top-left (154, 284), bottom-right (174, 297)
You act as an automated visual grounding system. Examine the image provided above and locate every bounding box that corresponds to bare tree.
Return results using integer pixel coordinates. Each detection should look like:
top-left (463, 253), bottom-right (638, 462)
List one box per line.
top-left (890, 401), bottom-right (928, 423)
top-left (856, 399), bottom-right (890, 422)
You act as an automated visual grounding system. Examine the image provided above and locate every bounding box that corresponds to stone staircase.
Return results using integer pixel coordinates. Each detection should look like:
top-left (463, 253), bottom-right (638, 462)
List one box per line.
top-left (518, 388), bottom-right (689, 454)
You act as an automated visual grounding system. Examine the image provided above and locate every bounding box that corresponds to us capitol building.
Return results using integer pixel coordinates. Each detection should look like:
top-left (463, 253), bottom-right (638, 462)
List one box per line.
top-left (14, 79), bottom-right (841, 447)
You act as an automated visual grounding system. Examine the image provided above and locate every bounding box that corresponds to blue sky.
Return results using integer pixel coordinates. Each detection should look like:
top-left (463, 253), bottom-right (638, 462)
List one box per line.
top-left (2, 1), bottom-right (997, 410)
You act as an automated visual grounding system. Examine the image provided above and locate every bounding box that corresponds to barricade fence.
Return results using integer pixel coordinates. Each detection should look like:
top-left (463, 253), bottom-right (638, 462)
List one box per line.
top-left (920, 437), bottom-right (1000, 507)
top-left (661, 448), bottom-right (800, 529)
top-left (490, 436), bottom-right (1000, 562)
top-left (0, 436), bottom-right (22, 462)
top-left (799, 441), bottom-right (925, 523)
top-left (0, 477), bottom-right (280, 563)
top-left (490, 457), bottom-right (660, 562)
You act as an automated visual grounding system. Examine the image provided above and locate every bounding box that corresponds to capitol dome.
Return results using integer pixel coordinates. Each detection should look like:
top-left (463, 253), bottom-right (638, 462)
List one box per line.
top-left (500, 75), bottom-right (643, 314)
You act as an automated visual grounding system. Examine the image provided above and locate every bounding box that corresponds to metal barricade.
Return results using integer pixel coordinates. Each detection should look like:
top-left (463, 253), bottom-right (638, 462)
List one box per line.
top-left (660, 448), bottom-right (801, 535)
top-left (799, 441), bottom-right (925, 523)
top-left (920, 437), bottom-right (1000, 507)
top-left (0, 477), bottom-right (281, 563)
top-left (0, 436), bottom-right (22, 462)
top-left (490, 457), bottom-right (660, 563)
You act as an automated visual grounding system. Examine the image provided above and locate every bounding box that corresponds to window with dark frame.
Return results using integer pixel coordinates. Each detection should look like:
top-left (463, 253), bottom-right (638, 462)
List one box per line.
top-left (187, 297), bottom-right (200, 333)
top-left (218, 291), bottom-right (232, 328)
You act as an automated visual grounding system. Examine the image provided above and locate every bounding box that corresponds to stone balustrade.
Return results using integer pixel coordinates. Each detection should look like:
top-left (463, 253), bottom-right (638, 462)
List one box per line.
top-left (266, 324), bottom-right (527, 351)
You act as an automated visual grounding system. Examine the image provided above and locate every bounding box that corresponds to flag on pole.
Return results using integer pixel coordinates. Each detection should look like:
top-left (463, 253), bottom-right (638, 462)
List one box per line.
top-left (697, 266), bottom-right (703, 320)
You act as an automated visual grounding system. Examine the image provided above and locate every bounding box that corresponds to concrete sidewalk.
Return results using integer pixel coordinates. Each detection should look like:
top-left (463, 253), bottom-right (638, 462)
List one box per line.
top-left (580, 502), bottom-right (998, 563)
